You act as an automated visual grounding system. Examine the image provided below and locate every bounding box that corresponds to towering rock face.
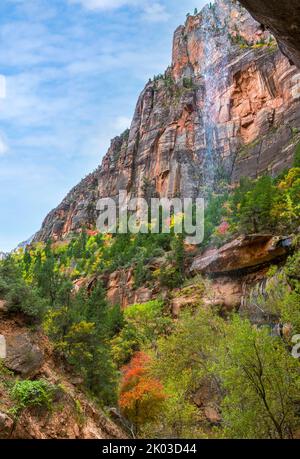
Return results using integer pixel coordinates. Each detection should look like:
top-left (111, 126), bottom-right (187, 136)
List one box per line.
top-left (34, 0), bottom-right (300, 242)
top-left (238, 0), bottom-right (300, 69)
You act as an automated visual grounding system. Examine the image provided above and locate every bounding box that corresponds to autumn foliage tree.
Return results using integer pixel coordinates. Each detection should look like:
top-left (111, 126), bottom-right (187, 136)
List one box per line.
top-left (119, 352), bottom-right (166, 435)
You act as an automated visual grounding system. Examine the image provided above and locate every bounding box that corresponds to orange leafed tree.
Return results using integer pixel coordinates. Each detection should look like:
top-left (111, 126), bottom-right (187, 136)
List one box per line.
top-left (119, 352), bottom-right (166, 433)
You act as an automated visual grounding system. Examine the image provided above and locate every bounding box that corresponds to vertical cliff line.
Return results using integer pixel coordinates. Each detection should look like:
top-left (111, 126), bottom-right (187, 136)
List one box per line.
top-left (34, 0), bottom-right (300, 243)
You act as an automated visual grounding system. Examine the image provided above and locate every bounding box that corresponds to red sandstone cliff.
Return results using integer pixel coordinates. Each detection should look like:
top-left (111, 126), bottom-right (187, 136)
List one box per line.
top-left (34, 0), bottom-right (300, 242)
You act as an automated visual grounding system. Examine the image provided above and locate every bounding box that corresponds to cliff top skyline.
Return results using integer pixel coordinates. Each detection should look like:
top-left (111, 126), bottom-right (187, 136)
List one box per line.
top-left (0, 0), bottom-right (206, 252)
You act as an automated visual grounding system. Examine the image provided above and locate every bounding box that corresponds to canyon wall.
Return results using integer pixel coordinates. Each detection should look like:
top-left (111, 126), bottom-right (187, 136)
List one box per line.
top-left (34, 0), bottom-right (300, 242)
top-left (238, 0), bottom-right (300, 69)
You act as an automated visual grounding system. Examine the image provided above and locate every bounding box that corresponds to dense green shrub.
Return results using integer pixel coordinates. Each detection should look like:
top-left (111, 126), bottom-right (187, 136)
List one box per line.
top-left (229, 175), bottom-right (276, 233)
top-left (5, 282), bottom-right (47, 319)
top-left (111, 300), bottom-right (172, 366)
top-left (43, 281), bottom-right (121, 405)
top-left (10, 379), bottom-right (55, 414)
top-left (293, 141), bottom-right (300, 167)
top-left (154, 265), bottom-right (184, 289)
top-left (214, 316), bottom-right (300, 439)
top-left (203, 192), bottom-right (228, 245)
top-left (204, 166), bottom-right (300, 241)
top-left (0, 257), bottom-right (47, 320)
top-left (133, 257), bottom-right (152, 289)
top-left (147, 308), bottom-right (223, 438)
top-left (182, 77), bottom-right (195, 89)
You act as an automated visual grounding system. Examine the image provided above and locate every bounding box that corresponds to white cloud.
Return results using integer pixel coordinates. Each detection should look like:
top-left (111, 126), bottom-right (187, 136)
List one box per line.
top-left (142, 2), bottom-right (170, 23)
top-left (1, 0), bottom-right (192, 252)
top-left (69, 0), bottom-right (138, 11)
top-left (0, 136), bottom-right (8, 157)
top-left (114, 115), bottom-right (132, 131)
top-left (69, 0), bottom-right (169, 22)
top-left (0, 75), bottom-right (6, 99)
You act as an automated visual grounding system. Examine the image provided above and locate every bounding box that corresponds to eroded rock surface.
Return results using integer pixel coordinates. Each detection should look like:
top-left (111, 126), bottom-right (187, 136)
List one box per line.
top-left (0, 412), bottom-right (14, 439)
top-left (190, 234), bottom-right (292, 274)
top-left (193, 377), bottom-right (221, 425)
top-left (34, 0), bottom-right (300, 243)
top-left (4, 333), bottom-right (44, 377)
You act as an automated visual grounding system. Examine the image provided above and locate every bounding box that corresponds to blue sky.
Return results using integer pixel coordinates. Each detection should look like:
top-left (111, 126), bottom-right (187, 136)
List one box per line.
top-left (0, 0), bottom-right (206, 251)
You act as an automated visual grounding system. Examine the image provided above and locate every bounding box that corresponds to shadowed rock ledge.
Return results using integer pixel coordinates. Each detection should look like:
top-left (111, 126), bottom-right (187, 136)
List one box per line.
top-left (239, 0), bottom-right (300, 68)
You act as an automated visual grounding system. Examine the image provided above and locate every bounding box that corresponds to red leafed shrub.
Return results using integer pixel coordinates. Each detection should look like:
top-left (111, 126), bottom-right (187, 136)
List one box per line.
top-left (119, 352), bottom-right (166, 432)
top-left (217, 220), bottom-right (230, 234)
top-left (86, 230), bottom-right (99, 237)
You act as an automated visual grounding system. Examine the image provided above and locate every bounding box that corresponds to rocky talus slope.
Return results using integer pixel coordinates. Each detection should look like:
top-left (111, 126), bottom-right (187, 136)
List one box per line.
top-left (0, 311), bottom-right (126, 439)
top-left (34, 0), bottom-right (300, 242)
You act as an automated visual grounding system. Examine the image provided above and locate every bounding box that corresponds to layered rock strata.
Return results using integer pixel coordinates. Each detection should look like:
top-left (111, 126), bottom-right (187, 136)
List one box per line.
top-left (34, 0), bottom-right (300, 242)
